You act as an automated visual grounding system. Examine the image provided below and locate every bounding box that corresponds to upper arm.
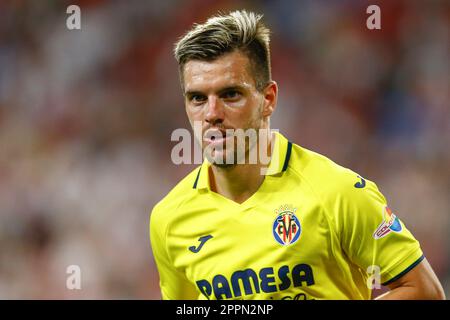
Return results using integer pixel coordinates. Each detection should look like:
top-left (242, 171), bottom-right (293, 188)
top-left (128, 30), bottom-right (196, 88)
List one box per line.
top-left (337, 177), bottom-right (424, 284)
top-left (150, 206), bottom-right (198, 300)
top-left (331, 175), bottom-right (445, 300)
top-left (383, 258), bottom-right (446, 300)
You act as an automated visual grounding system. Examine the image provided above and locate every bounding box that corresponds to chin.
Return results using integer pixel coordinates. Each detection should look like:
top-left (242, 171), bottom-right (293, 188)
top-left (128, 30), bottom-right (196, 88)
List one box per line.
top-left (206, 150), bottom-right (240, 167)
top-left (212, 162), bottom-right (237, 169)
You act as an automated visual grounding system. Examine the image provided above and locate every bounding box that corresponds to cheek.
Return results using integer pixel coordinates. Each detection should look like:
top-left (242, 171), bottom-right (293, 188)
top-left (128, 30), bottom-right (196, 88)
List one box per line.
top-left (186, 105), bottom-right (202, 121)
top-left (248, 99), bottom-right (265, 128)
top-left (185, 108), bottom-right (197, 131)
top-left (245, 96), bottom-right (263, 119)
top-left (237, 95), bottom-right (259, 115)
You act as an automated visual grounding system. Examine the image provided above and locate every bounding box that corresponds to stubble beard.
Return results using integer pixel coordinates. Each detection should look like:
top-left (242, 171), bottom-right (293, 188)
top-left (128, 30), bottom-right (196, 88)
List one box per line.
top-left (208, 119), bottom-right (262, 168)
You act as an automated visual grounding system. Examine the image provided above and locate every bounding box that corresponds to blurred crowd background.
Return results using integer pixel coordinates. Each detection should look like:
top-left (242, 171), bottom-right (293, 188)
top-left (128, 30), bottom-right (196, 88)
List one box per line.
top-left (0, 0), bottom-right (448, 299)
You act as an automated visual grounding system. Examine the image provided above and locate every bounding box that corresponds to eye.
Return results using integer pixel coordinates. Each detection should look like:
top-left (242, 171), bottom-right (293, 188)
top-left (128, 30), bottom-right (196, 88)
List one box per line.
top-left (222, 90), bottom-right (241, 101)
top-left (189, 94), bottom-right (207, 104)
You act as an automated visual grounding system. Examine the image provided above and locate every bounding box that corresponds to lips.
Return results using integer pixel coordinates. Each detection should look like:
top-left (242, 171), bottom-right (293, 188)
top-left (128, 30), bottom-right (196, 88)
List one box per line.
top-left (203, 128), bottom-right (231, 145)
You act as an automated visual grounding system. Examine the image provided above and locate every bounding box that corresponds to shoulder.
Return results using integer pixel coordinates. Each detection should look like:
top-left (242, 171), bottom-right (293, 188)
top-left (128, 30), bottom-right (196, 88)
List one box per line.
top-left (289, 144), bottom-right (363, 195)
top-left (289, 143), bottom-right (385, 209)
top-left (150, 166), bottom-right (201, 231)
top-left (288, 143), bottom-right (388, 235)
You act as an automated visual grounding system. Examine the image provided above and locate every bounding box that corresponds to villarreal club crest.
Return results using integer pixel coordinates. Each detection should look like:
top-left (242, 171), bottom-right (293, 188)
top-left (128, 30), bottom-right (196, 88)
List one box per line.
top-left (272, 205), bottom-right (302, 246)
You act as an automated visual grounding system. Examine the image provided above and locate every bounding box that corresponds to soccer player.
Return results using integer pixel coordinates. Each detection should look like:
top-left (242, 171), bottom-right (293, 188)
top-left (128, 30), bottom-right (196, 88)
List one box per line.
top-left (149, 10), bottom-right (445, 300)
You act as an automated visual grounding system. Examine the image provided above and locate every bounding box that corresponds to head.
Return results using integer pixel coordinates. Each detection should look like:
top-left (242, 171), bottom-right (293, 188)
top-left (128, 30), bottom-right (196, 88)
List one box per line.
top-left (174, 10), bottom-right (278, 167)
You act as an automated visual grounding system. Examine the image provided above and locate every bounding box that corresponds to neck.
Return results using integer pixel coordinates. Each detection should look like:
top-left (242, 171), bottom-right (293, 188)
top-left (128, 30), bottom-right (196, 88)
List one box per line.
top-left (209, 131), bottom-right (273, 204)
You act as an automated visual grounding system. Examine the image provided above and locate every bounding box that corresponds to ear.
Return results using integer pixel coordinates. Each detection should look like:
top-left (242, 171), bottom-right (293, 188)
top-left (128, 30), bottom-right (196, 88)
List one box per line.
top-left (261, 81), bottom-right (278, 118)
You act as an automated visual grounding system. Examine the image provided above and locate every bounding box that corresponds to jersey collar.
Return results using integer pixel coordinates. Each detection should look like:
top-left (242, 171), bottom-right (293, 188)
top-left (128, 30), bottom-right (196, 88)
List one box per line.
top-left (193, 131), bottom-right (292, 190)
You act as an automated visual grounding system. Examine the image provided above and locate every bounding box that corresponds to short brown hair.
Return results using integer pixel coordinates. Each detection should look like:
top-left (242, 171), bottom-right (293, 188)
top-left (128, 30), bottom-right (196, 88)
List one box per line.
top-left (174, 10), bottom-right (271, 91)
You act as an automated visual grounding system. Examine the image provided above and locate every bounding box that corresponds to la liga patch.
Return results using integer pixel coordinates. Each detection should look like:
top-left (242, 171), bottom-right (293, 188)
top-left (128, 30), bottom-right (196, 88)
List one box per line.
top-left (373, 206), bottom-right (402, 239)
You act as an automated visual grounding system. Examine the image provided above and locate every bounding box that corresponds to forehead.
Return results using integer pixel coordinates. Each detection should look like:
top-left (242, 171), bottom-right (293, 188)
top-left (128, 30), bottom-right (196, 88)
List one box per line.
top-left (182, 50), bottom-right (255, 93)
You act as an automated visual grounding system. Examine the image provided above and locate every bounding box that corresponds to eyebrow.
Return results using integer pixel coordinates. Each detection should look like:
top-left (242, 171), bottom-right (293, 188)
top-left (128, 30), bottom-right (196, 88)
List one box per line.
top-left (184, 85), bottom-right (245, 97)
top-left (184, 90), bottom-right (203, 98)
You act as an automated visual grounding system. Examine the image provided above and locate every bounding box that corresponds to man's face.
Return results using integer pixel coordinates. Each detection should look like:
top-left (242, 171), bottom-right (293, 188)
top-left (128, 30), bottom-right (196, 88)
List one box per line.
top-left (182, 50), bottom-right (269, 166)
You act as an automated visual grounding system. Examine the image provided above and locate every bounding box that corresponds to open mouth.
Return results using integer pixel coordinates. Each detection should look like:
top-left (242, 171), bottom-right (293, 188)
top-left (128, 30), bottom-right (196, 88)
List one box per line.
top-left (204, 129), bottom-right (229, 144)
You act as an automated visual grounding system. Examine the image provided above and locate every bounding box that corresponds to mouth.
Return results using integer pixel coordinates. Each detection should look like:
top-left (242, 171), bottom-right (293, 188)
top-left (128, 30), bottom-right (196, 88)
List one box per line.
top-left (203, 128), bottom-right (231, 145)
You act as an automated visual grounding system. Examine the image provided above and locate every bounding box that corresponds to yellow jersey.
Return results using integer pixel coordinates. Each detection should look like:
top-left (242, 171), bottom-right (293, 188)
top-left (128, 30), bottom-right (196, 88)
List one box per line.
top-left (150, 131), bottom-right (423, 300)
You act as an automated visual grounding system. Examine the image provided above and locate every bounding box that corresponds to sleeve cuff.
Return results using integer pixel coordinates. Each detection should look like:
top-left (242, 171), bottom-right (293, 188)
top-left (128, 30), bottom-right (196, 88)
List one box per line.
top-left (382, 250), bottom-right (424, 286)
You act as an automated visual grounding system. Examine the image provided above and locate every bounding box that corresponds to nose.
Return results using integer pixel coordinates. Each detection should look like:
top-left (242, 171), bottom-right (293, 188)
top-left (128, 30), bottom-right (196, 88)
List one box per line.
top-left (205, 95), bottom-right (224, 126)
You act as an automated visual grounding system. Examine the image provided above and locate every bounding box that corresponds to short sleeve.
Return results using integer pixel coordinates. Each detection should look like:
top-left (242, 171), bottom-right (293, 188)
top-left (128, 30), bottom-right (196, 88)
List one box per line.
top-left (336, 177), bottom-right (424, 285)
top-left (149, 206), bottom-right (198, 299)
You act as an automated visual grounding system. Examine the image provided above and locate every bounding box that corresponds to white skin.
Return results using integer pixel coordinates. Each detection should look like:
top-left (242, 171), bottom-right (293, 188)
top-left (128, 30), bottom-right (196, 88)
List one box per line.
top-left (183, 49), bottom-right (277, 204)
top-left (181, 49), bottom-right (445, 300)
